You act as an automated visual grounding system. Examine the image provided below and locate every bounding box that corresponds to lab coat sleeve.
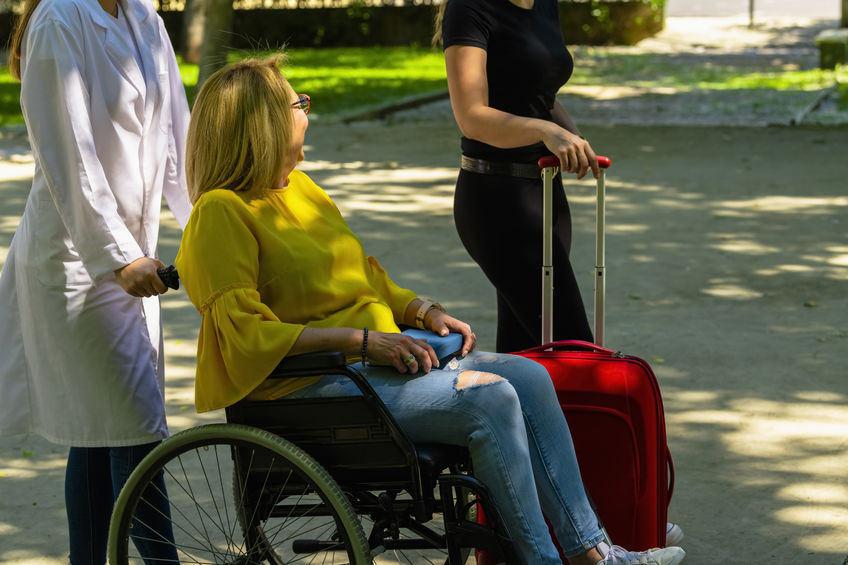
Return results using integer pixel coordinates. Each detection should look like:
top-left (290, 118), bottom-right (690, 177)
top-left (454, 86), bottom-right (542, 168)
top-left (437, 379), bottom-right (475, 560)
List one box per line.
top-left (158, 16), bottom-right (192, 229)
top-left (21, 19), bottom-right (144, 279)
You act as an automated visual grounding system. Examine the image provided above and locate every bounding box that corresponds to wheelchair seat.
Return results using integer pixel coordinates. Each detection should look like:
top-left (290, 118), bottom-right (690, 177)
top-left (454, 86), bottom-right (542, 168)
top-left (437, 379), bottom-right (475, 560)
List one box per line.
top-left (225, 397), bottom-right (468, 495)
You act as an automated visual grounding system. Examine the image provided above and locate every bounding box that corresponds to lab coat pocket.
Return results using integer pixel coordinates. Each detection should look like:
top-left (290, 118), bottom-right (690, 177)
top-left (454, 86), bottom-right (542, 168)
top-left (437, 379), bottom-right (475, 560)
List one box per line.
top-left (29, 208), bottom-right (94, 288)
top-left (32, 245), bottom-right (93, 288)
top-left (35, 250), bottom-right (92, 288)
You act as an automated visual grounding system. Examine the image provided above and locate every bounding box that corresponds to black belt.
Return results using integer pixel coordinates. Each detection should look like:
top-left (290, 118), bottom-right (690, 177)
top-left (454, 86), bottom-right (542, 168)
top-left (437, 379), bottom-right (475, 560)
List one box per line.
top-left (460, 155), bottom-right (542, 179)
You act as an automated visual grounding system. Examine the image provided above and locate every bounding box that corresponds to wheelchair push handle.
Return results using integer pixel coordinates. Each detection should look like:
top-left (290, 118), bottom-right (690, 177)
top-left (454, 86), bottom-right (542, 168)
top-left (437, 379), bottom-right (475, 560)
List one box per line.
top-left (157, 265), bottom-right (180, 290)
top-left (537, 154), bottom-right (611, 170)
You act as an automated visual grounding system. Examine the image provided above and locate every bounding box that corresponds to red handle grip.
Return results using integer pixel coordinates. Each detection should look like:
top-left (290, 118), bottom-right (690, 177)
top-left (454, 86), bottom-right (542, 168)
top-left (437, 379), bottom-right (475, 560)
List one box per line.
top-left (538, 155), bottom-right (611, 170)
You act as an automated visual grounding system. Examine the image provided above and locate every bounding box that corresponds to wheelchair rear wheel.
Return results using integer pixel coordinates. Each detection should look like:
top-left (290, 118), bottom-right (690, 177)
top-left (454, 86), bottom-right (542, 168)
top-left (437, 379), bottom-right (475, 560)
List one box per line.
top-left (108, 423), bottom-right (370, 564)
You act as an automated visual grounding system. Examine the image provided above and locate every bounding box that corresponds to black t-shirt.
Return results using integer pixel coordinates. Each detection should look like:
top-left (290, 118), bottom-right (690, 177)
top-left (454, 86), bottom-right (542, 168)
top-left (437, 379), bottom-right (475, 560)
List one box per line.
top-left (442, 0), bottom-right (573, 163)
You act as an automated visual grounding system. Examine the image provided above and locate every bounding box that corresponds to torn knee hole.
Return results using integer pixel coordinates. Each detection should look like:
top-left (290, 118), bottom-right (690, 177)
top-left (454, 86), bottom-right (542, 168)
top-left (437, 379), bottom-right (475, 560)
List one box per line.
top-left (456, 370), bottom-right (503, 389)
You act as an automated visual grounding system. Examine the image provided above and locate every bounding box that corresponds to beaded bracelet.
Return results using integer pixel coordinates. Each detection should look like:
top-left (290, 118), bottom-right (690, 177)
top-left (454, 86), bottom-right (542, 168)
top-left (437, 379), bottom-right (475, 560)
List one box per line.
top-left (361, 327), bottom-right (369, 367)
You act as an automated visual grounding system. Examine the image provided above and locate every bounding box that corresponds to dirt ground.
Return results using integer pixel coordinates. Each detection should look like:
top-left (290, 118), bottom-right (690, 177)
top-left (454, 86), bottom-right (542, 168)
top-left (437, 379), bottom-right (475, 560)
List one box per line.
top-left (1, 15), bottom-right (847, 565)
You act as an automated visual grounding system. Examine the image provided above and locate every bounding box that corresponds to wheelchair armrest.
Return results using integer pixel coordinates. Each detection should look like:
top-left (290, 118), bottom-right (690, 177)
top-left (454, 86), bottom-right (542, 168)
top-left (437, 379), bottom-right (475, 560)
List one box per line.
top-left (267, 352), bottom-right (383, 409)
top-left (268, 351), bottom-right (348, 378)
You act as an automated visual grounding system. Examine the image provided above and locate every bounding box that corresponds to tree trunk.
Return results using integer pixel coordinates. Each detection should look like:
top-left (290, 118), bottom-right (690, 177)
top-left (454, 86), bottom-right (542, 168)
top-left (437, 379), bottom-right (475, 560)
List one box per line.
top-left (181, 0), bottom-right (207, 64)
top-left (195, 0), bottom-right (235, 98)
top-left (842, 0), bottom-right (847, 27)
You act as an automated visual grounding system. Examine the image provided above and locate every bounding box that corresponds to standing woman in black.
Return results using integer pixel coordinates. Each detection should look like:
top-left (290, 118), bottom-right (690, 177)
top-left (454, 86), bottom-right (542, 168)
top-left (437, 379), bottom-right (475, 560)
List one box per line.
top-left (433, 5), bottom-right (687, 546)
top-left (435, 0), bottom-right (599, 353)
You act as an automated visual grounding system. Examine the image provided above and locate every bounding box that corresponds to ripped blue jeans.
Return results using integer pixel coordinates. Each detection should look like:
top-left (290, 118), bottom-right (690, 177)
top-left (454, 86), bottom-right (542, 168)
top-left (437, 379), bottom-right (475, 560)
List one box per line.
top-left (286, 350), bottom-right (605, 564)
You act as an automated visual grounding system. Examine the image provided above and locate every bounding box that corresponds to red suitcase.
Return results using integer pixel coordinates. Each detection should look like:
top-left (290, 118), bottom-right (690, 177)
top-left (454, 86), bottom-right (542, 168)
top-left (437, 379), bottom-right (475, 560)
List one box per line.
top-left (517, 340), bottom-right (674, 554)
top-left (478, 156), bottom-right (674, 563)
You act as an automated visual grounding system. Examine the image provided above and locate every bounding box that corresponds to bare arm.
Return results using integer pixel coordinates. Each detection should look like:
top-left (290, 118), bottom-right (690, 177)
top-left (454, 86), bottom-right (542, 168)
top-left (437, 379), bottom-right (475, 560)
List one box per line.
top-left (285, 299), bottom-right (445, 374)
top-left (285, 327), bottom-right (363, 359)
top-left (551, 99), bottom-right (582, 137)
top-left (445, 45), bottom-right (599, 179)
top-left (288, 325), bottom-right (438, 375)
top-left (286, 298), bottom-right (477, 374)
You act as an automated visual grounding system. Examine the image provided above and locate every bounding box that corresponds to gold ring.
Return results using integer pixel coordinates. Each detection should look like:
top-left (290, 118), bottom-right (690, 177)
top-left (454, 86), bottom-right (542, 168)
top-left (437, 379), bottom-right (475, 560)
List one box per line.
top-left (403, 354), bottom-right (416, 366)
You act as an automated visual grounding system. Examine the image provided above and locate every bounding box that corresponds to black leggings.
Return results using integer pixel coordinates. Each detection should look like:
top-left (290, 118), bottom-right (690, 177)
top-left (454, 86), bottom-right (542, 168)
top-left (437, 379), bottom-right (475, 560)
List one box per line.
top-left (454, 169), bottom-right (593, 353)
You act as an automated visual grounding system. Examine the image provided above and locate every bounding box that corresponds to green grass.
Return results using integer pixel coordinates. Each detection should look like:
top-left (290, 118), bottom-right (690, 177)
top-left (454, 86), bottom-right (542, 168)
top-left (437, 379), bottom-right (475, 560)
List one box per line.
top-left (278, 47), bottom-right (447, 117)
top-left (0, 46), bottom-right (448, 126)
top-left (179, 47), bottom-right (448, 115)
top-left (570, 48), bottom-right (848, 93)
top-left (0, 46), bottom-right (845, 126)
top-left (0, 67), bottom-right (26, 127)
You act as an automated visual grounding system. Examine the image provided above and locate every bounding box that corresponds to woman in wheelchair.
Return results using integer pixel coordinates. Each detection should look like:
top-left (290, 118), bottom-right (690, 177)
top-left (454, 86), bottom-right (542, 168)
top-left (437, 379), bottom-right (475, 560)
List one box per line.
top-left (173, 55), bottom-right (684, 565)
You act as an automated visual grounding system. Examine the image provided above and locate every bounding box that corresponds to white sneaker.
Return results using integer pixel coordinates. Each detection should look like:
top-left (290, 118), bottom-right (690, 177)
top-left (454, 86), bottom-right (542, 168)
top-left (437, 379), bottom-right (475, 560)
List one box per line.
top-left (596, 544), bottom-right (685, 565)
top-left (666, 522), bottom-right (684, 546)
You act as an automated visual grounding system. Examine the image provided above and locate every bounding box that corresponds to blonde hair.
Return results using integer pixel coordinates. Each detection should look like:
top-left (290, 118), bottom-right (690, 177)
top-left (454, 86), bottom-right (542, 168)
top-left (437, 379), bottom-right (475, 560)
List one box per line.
top-left (8, 0), bottom-right (44, 80)
top-left (432, 1), bottom-right (448, 47)
top-left (186, 54), bottom-right (296, 204)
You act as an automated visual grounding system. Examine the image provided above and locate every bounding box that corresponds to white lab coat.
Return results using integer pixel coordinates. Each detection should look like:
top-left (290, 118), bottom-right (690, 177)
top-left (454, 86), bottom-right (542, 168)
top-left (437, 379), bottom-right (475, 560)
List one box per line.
top-left (0, 0), bottom-right (192, 446)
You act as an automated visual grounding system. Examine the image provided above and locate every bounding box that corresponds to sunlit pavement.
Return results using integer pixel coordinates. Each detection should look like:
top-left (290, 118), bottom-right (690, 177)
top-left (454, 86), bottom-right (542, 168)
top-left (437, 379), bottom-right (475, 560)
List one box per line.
top-left (666, 0), bottom-right (837, 19)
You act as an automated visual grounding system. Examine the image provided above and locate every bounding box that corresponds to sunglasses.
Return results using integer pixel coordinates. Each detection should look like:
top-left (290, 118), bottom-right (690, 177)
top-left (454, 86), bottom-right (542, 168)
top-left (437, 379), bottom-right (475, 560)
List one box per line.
top-left (291, 93), bottom-right (310, 115)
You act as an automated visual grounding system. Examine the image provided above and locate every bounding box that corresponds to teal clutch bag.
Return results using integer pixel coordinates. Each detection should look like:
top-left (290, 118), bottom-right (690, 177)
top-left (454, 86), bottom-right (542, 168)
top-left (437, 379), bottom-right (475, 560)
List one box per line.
top-left (401, 329), bottom-right (464, 366)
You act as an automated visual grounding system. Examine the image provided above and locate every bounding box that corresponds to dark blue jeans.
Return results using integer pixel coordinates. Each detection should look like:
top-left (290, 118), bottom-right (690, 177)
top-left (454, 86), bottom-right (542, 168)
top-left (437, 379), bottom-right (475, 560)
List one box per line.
top-left (65, 442), bottom-right (177, 565)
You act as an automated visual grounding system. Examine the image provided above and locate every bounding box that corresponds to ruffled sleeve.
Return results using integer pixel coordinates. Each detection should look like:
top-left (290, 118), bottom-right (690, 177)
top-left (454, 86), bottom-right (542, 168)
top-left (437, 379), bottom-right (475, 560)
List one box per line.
top-left (176, 192), bottom-right (306, 412)
top-left (194, 287), bottom-right (310, 411)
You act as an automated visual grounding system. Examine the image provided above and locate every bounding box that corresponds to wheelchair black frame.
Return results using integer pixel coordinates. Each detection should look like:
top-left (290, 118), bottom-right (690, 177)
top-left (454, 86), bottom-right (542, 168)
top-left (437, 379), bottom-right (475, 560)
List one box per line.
top-left (224, 350), bottom-right (517, 563)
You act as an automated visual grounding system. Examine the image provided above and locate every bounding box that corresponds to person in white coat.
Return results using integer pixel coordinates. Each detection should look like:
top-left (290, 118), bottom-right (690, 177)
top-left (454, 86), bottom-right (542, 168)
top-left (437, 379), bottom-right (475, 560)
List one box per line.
top-left (0, 0), bottom-right (192, 561)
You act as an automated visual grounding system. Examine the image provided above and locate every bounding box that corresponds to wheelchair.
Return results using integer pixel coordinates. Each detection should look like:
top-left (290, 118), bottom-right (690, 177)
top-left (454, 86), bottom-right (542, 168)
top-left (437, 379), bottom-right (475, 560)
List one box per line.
top-left (107, 349), bottom-right (519, 564)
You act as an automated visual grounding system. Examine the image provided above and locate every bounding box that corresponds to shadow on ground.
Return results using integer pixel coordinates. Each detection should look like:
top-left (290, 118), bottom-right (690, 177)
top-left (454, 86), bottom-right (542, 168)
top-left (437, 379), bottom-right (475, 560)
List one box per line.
top-left (0, 119), bottom-right (846, 563)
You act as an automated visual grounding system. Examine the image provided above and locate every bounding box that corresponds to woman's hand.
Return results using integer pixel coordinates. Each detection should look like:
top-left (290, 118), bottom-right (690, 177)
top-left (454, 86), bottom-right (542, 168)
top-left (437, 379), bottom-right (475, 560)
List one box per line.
top-left (114, 257), bottom-right (168, 297)
top-left (366, 331), bottom-right (440, 375)
top-left (425, 311), bottom-right (477, 356)
top-left (540, 122), bottom-right (599, 180)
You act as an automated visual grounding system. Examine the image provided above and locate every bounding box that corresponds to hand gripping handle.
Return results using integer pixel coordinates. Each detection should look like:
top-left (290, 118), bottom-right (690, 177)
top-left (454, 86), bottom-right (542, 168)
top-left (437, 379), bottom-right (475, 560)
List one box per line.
top-left (537, 155), bottom-right (611, 169)
top-left (156, 265), bottom-right (180, 291)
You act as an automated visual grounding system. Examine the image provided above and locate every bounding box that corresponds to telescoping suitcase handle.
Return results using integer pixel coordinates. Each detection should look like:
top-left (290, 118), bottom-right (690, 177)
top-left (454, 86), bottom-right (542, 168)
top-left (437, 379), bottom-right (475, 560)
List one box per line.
top-left (538, 155), bottom-right (612, 347)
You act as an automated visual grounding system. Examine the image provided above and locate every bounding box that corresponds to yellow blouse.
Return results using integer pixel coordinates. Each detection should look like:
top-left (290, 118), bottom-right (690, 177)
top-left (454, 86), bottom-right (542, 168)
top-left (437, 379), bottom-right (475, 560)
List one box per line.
top-left (175, 170), bottom-right (418, 412)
